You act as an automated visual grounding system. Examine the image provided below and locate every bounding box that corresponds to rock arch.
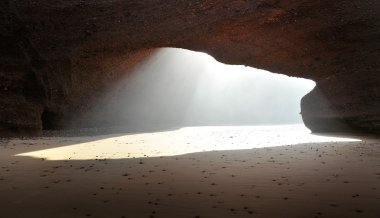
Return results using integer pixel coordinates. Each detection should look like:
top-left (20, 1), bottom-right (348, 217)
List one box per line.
top-left (0, 0), bottom-right (379, 136)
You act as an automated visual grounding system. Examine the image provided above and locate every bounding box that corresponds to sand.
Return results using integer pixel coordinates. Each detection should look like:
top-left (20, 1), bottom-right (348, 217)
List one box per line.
top-left (0, 125), bottom-right (379, 218)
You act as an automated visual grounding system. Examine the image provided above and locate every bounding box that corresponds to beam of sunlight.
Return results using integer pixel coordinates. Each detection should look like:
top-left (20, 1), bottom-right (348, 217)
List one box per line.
top-left (16, 125), bottom-right (360, 160)
top-left (79, 48), bottom-right (316, 129)
top-left (19, 48), bottom-right (340, 161)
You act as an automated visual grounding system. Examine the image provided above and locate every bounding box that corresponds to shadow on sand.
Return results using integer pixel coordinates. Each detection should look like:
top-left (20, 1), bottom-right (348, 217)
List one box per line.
top-left (0, 138), bottom-right (379, 218)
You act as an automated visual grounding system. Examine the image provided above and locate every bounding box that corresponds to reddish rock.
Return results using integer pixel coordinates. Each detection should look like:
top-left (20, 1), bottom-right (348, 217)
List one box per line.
top-left (0, 0), bottom-right (379, 136)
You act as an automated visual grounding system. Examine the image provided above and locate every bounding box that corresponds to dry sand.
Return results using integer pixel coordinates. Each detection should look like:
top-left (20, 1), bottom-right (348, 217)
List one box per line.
top-left (0, 125), bottom-right (379, 218)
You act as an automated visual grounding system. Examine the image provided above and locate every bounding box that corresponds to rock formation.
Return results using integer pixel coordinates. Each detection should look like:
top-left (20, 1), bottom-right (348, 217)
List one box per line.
top-left (0, 0), bottom-right (379, 137)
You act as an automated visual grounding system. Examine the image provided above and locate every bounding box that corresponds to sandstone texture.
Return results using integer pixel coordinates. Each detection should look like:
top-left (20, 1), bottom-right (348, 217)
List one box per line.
top-left (0, 0), bottom-right (379, 136)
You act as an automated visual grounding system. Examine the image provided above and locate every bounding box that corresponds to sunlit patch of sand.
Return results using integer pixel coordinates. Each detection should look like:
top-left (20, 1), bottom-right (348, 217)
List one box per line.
top-left (15, 125), bottom-right (360, 160)
top-left (1, 126), bottom-right (379, 218)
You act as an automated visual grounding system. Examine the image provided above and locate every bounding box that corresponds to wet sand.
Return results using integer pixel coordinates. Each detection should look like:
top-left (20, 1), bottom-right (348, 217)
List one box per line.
top-left (0, 126), bottom-right (379, 218)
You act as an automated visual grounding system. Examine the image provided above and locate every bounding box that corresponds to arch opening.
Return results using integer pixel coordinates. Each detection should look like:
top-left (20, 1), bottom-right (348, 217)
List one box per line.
top-left (18, 48), bottom-right (364, 161)
top-left (88, 47), bottom-right (316, 131)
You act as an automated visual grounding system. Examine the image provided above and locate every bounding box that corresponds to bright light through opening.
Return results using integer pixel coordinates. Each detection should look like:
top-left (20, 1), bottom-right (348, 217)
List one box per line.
top-left (14, 48), bottom-right (357, 162)
top-left (81, 48), bottom-right (316, 130)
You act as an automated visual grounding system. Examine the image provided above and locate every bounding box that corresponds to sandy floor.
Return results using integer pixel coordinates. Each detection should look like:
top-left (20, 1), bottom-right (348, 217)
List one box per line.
top-left (0, 125), bottom-right (379, 218)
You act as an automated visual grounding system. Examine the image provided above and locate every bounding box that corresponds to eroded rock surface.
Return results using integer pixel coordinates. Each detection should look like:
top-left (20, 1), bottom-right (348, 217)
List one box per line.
top-left (0, 0), bottom-right (379, 136)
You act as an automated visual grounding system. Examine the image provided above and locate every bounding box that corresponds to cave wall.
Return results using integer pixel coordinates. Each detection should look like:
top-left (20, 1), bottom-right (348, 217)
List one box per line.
top-left (0, 0), bottom-right (379, 137)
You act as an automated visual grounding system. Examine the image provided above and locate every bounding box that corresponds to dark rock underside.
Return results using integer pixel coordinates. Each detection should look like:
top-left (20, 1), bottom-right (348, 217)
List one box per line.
top-left (0, 0), bottom-right (379, 137)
